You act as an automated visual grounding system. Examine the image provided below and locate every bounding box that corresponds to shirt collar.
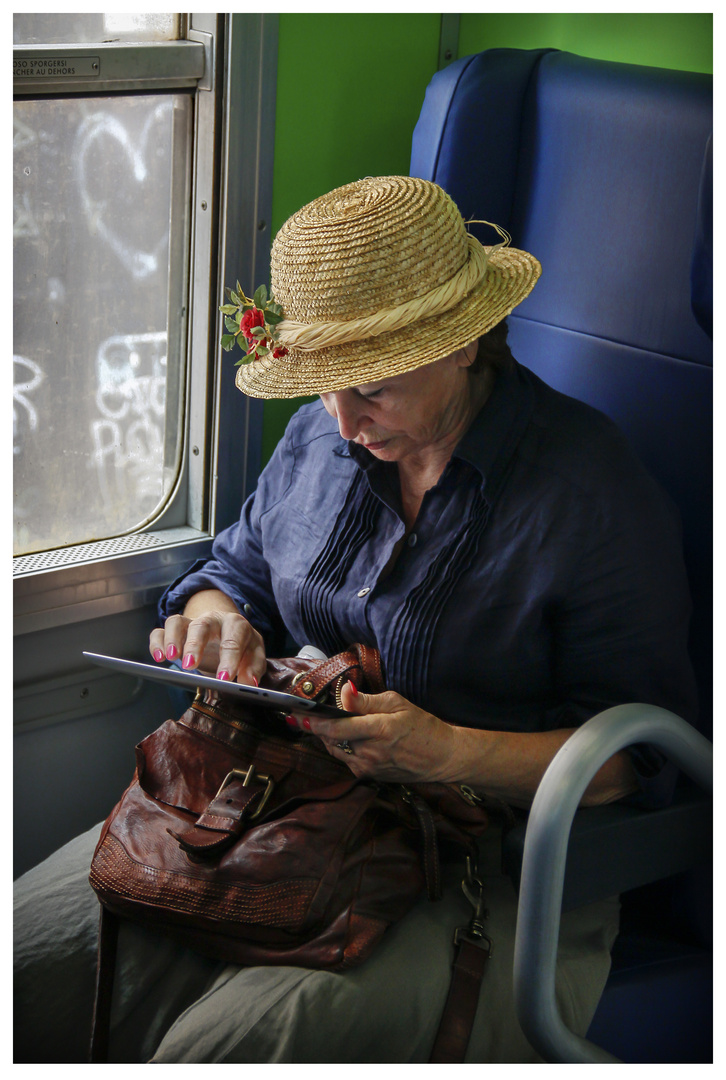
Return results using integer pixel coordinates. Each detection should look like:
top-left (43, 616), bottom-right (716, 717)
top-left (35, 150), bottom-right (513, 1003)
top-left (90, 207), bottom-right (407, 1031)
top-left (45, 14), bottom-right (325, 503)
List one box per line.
top-left (454, 358), bottom-right (534, 494)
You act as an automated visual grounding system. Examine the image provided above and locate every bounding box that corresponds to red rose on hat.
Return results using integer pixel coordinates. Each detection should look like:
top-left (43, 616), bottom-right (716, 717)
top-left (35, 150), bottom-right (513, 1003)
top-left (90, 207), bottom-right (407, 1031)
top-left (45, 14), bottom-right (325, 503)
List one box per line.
top-left (240, 307), bottom-right (265, 343)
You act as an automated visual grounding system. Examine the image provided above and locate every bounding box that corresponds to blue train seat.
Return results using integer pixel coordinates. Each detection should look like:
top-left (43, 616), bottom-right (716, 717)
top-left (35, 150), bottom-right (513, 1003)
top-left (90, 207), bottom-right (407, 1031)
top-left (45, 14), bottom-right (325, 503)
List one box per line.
top-left (411, 48), bottom-right (712, 1063)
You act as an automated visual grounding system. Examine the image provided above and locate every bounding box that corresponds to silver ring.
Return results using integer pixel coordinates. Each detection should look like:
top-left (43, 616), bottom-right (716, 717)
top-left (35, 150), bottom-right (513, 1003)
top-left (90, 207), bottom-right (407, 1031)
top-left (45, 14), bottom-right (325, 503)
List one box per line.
top-left (335, 740), bottom-right (354, 755)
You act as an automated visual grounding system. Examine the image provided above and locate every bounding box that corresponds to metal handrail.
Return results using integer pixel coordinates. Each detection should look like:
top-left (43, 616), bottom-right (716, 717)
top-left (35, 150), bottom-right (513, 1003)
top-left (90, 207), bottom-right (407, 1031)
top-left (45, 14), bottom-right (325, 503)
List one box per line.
top-left (512, 704), bottom-right (713, 1063)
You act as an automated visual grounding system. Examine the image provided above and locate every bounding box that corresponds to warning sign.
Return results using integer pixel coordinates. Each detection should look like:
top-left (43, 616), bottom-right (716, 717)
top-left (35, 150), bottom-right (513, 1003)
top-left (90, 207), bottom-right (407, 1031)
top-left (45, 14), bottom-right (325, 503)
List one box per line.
top-left (13, 56), bottom-right (100, 79)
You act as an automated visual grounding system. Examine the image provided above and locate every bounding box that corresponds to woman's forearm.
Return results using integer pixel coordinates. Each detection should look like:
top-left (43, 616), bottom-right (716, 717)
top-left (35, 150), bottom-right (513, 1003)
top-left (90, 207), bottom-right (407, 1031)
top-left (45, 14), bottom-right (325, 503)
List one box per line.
top-left (447, 724), bottom-right (639, 808)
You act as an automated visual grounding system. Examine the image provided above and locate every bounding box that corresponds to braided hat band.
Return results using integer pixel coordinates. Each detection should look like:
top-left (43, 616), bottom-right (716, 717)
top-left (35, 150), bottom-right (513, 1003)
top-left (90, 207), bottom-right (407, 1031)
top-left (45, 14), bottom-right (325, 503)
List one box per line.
top-left (234, 176), bottom-right (541, 399)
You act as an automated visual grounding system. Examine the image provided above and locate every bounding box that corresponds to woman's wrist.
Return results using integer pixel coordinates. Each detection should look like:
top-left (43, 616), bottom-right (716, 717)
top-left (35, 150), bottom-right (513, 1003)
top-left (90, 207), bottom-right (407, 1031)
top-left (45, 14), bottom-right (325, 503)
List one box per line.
top-left (182, 589), bottom-right (240, 619)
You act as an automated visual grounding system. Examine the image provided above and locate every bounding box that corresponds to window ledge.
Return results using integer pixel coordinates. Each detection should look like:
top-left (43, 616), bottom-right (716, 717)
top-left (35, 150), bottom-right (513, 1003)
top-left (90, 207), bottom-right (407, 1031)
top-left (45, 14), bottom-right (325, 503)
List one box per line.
top-left (13, 526), bottom-right (212, 636)
top-left (13, 40), bottom-right (205, 95)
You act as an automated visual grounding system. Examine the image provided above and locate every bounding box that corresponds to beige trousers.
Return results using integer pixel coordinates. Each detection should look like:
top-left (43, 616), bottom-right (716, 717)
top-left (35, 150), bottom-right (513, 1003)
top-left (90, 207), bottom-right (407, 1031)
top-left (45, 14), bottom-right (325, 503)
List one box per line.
top-left (14, 821), bottom-right (619, 1063)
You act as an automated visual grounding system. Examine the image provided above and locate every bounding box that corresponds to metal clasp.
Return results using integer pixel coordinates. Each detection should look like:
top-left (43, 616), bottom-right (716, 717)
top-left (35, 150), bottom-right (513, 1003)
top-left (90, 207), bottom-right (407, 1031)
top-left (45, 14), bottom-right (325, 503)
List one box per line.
top-left (455, 854), bottom-right (493, 952)
top-left (214, 764), bottom-right (275, 821)
top-left (458, 783), bottom-right (483, 806)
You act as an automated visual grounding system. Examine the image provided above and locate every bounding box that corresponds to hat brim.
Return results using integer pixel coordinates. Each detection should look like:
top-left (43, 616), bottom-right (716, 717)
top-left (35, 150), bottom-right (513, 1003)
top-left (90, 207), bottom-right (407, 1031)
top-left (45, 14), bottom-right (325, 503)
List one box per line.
top-left (234, 246), bottom-right (541, 399)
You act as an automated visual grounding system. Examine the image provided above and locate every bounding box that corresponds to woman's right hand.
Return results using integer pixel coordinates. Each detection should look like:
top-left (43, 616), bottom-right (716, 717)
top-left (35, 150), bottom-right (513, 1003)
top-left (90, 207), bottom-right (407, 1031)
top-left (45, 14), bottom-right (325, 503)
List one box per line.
top-left (148, 590), bottom-right (266, 686)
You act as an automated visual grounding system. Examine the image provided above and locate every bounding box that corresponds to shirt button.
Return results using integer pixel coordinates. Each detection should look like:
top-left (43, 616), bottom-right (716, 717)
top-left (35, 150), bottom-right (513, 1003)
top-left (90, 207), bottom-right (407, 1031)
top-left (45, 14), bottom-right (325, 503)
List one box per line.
top-left (243, 603), bottom-right (253, 616)
top-left (357, 587), bottom-right (371, 597)
top-left (407, 532), bottom-right (418, 548)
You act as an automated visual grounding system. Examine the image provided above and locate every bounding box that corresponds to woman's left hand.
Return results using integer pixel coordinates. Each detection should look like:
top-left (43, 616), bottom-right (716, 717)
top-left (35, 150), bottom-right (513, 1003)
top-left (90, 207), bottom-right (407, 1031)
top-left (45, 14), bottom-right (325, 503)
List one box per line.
top-left (301, 681), bottom-right (460, 783)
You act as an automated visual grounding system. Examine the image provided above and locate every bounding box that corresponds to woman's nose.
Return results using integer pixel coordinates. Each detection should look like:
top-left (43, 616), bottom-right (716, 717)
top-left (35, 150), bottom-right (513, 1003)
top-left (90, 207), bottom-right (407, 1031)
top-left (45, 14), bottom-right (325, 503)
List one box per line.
top-left (327, 392), bottom-right (368, 440)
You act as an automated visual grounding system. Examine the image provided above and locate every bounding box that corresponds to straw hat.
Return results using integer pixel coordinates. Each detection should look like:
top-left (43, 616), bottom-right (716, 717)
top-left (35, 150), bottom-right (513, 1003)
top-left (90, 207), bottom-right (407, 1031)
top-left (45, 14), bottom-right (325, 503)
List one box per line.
top-left (233, 175), bottom-right (541, 399)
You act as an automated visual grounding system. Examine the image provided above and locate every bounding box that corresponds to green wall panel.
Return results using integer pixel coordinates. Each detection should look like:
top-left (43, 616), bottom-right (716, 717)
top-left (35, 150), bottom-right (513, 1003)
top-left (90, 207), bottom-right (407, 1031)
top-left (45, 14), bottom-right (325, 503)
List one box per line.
top-left (459, 13), bottom-right (712, 74)
top-left (271, 13), bottom-right (440, 234)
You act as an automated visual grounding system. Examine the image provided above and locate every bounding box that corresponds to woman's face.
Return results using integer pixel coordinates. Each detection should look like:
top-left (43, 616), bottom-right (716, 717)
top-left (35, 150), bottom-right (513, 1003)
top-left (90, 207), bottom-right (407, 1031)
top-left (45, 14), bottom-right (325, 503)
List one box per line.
top-left (319, 344), bottom-right (478, 466)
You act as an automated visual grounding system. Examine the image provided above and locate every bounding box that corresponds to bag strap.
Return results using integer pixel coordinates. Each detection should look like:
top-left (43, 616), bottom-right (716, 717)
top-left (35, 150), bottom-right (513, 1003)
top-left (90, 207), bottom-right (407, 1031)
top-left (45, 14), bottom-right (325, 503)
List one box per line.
top-left (429, 851), bottom-right (492, 1063)
top-left (429, 934), bottom-right (492, 1062)
top-left (404, 789), bottom-right (442, 900)
top-left (89, 905), bottom-right (120, 1063)
top-left (285, 644), bottom-right (386, 702)
top-left (350, 643), bottom-right (385, 693)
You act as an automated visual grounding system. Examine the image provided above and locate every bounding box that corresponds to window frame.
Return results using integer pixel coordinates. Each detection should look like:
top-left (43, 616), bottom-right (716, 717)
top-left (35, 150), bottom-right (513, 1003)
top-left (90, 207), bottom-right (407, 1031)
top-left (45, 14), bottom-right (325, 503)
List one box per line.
top-left (13, 13), bottom-right (277, 636)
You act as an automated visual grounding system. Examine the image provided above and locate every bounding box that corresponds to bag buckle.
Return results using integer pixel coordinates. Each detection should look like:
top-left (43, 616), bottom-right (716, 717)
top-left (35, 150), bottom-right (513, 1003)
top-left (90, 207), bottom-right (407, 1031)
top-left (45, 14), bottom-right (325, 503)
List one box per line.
top-left (454, 854), bottom-right (493, 953)
top-left (215, 764), bottom-right (275, 821)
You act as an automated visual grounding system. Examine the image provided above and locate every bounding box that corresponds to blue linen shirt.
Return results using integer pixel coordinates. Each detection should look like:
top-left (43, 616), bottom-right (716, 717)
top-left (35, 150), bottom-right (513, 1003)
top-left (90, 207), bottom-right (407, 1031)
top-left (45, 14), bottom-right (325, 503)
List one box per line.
top-left (160, 359), bottom-right (697, 806)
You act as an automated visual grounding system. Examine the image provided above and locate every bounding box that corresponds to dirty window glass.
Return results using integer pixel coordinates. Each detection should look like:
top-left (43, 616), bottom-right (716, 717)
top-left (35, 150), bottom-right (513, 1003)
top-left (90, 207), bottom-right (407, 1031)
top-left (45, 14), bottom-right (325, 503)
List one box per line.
top-left (13, 94), bottom-right (191, 555)
top-left (13, 13), bottom-right (181, 45)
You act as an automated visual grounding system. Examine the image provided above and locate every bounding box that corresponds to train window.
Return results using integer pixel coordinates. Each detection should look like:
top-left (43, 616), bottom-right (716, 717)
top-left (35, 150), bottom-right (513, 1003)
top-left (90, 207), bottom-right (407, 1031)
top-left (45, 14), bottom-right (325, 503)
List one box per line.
top-left (13, 91), bottom-right (192, 555)
top-left (13, 13), bottom-right (201, 559)
top-left (13, 13), bottom-right (182, 45)
top-left (13, 12), bottom-right (220, 632)
top-left (13, 14), bottom-right (278, 636)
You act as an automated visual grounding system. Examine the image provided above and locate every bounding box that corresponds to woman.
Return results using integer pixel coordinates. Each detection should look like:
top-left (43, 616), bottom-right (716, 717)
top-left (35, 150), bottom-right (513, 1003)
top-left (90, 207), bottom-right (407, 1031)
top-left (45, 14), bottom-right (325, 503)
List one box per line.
top-left (15, 176), bottom-right (696, 1062)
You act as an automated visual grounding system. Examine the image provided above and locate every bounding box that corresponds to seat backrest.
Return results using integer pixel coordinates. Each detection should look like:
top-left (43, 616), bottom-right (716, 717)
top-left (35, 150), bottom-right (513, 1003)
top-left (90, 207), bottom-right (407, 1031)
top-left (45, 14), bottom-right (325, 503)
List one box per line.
top-left (411, 49), bottom-right (713, 736)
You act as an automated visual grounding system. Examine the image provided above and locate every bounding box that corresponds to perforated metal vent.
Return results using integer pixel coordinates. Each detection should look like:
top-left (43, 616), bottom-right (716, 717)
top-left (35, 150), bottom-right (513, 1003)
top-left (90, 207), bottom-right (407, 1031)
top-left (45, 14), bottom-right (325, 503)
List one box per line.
top-left (13, 532), bottom-right (166, 575)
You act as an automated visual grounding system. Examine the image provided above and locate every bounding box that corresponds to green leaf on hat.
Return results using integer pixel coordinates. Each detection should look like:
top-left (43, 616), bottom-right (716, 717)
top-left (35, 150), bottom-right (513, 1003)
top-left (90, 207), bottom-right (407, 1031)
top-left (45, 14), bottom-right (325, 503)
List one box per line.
top-left (253, 284), bottom-right (268, 308)
top-left (224, 316), bottom-right (239, 333)
top-left (221, 334), bottom-right (236, 351)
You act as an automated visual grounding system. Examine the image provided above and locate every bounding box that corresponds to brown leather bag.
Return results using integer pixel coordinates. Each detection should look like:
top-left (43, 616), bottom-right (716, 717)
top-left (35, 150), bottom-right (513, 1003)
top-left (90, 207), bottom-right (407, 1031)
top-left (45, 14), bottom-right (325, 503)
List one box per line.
top-left (88, 645), bottom-right (490, 1061)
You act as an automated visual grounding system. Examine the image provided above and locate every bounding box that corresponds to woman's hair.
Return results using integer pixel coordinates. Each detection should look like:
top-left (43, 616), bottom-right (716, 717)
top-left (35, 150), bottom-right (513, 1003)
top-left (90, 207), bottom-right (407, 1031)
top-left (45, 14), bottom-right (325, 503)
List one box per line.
top-left (470, 317), bottom-right (513, 374)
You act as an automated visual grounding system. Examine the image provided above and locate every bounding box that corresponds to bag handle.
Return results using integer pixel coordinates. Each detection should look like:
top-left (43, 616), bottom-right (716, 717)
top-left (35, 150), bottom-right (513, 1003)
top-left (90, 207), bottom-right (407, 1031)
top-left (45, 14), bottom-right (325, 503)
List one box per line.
top-left (285, 644), bottom-right (385, 702)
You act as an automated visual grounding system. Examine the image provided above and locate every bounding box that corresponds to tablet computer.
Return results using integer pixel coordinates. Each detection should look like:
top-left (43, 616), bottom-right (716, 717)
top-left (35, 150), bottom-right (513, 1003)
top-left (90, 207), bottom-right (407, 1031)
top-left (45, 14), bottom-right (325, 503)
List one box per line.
top-left (83, 652), bottom-right (352, 718)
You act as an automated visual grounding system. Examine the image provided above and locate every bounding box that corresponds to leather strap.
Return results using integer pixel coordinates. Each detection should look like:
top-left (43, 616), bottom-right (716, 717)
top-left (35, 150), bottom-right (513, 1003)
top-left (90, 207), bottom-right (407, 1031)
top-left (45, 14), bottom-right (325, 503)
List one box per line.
top-left (407, 791), bottom-right (442, 901)
top-left (89, 905), bottom-right (120, 1063)
top-left (351, 643), bottom-right (385, 692)
top-left (287, 644), bottom-right (386, 702)
top-left (428, 934), bottom-right (492, 1063)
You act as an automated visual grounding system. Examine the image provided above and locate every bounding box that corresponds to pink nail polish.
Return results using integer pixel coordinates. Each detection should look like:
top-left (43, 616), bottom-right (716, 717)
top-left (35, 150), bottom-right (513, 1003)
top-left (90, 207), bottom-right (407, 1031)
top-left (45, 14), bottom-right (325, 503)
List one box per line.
top-left (182, 653), bottom-right (195, 670)
top-left (252, 675), bottom-right (259, 687)
top-left (166, 644), bottom-right (178, 661)
top-left (348, 680), bottom-right (359, 697)
top-left (302, 717), bottom-right (312, 731)
top-left (153, 649), bottom-right (164, 663)
top-left (285, 715), bottom-right (298, 728)
top-left (218, 670), bottom-right (230, 681)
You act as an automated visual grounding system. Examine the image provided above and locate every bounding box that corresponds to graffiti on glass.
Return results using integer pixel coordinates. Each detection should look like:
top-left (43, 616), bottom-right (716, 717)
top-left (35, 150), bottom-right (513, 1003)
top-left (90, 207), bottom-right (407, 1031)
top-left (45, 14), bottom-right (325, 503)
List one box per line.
top-left (91, 332), bottom-right (167, 514)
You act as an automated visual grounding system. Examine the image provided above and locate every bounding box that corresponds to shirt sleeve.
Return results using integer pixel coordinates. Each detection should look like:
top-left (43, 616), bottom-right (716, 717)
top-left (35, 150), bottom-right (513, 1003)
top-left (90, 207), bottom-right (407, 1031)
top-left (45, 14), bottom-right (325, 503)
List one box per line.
top-left (157, 427), bottom-right (295, 652)
top-left (547, 461), bottom-right (698, 809)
